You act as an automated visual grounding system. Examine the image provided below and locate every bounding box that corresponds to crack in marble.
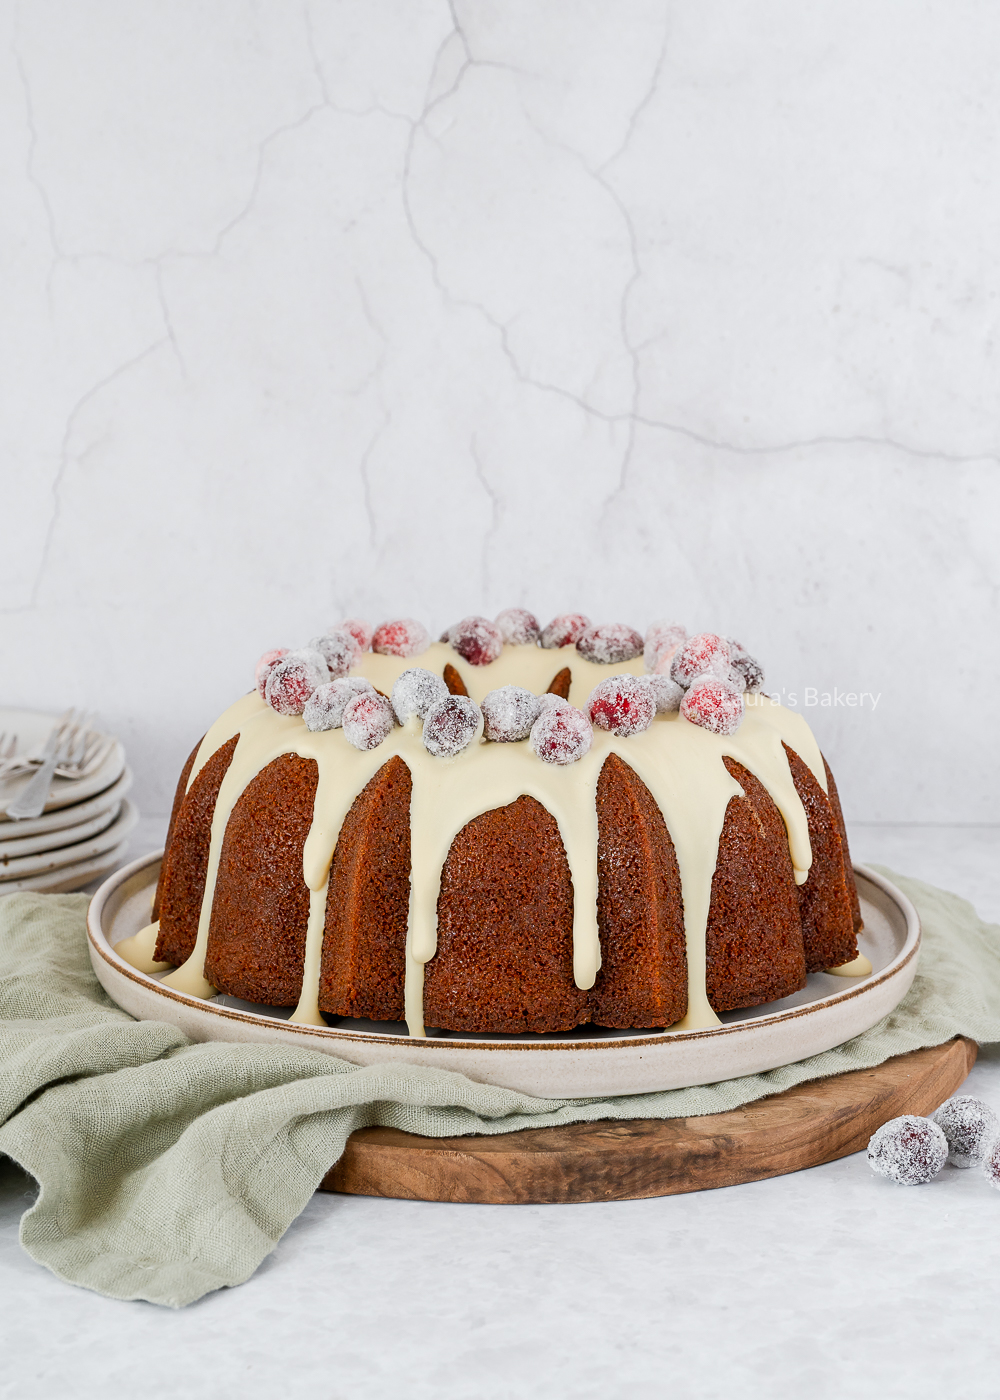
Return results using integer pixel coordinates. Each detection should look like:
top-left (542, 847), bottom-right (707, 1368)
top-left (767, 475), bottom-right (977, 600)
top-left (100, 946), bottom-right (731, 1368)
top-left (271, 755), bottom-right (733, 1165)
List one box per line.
top-left (470, 436), bottom-right (499, 601)
top-left (1, 338), bottom-right (170, 615)
top-left (354, 279), bottom-right (391, 551)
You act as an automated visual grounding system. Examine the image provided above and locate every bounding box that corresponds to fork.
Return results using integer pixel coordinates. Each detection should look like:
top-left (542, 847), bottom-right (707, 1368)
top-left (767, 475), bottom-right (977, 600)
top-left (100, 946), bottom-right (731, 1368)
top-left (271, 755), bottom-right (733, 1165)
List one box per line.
top-left (6, 711), bottom-right (81, 820)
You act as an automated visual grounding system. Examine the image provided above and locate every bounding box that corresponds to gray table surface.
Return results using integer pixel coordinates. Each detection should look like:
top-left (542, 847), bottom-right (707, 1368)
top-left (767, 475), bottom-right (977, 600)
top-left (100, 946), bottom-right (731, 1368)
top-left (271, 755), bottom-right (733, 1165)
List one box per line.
top-left (1, 816), bottom-right (998, 1400)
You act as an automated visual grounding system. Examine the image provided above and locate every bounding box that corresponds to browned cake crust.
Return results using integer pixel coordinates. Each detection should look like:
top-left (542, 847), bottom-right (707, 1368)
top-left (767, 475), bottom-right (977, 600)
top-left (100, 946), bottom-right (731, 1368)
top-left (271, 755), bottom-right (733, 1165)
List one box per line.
top-left (155, 735), bottom-right (240, 965)
top-left (442, 664), bottom-right (468, 697)
top-left (546, 667), bottom-right (572, 699)
top-left (705, 758), bottom-right (807, 1012)
top-left (203, 754), bottom-right (319, 1006)
top-left (152, 737), bottom-right (202, 922)
top-left (783, 744), bottom-right (858, 972)
top-left (823, 756), bottom-right (863, 934)
top-left (318, 755), bottom-right (411, 1022)
top-left (424, 795), bottom-right (589, 1034)
top-left (591, 753), bottom-right (688, 1028)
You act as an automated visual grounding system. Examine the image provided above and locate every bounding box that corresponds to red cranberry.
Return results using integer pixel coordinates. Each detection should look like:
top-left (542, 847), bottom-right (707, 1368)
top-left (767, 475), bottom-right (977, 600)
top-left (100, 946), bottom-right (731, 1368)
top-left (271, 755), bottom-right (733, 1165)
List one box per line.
top-left (449, 616), bottom-right (503, 667)
top-left (576, 622), bottom-right (643, 665)
top-left (255, 648), bottom-right (289, 699)
top-left (372, 618), bottom-right (430, 658)
top-left (422, 695), bottom-right (483, 756)
top-left (265, 652), bottom-right (327, 716)
top-left (671, 632), bottom-right (732, 688)
top-left (539, 613), bottom-right (591, 649)
top-left (494, 607), bottom-right (540, 645)
top-left (586, 675), bottom-right (655, 737)
top-left (529, 704), bottom-right (593, 764)
top-left (680, 677), bottom-right (744, 735)
top-left (342, 691), bottom-right (395, 750)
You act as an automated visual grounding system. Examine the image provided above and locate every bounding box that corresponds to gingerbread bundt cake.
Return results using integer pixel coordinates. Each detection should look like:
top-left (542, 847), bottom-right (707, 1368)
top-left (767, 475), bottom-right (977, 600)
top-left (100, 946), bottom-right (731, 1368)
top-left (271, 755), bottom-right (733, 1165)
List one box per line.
top-left (120, 612), bottom-right (866, 1036)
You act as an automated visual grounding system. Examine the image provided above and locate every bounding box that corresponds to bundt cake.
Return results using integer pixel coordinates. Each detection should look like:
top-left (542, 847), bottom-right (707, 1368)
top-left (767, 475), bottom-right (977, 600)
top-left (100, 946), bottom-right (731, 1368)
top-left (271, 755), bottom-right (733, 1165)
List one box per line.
top-left (118, 613), bottom-right (867, 1037)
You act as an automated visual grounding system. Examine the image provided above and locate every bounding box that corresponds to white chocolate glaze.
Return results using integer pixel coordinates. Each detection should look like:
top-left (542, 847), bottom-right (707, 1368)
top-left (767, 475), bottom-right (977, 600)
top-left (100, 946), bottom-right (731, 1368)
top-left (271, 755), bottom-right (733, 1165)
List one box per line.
top-left (826, 952), bottom-right (874, 977)
top-left (115, 921), bottom-right (171, 974)
top-left (143, 642), bottom-right (845, 1037)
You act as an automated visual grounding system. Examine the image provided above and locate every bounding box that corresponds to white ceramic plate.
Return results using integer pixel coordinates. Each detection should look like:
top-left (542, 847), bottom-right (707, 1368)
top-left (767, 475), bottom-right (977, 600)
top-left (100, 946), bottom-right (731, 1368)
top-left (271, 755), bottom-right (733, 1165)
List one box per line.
top-left (0, 767), bottom-right (133, 844)
top-left (0, 800), bottom-right (138, 880)
top-left (87, 855), bottom-right (920, 1098)
top-left (0, 707), bottom-right (125, 822)
top-left (0, 800), bottom-right (121, 862)
top-left (4, 840), bottom-right (131, 896)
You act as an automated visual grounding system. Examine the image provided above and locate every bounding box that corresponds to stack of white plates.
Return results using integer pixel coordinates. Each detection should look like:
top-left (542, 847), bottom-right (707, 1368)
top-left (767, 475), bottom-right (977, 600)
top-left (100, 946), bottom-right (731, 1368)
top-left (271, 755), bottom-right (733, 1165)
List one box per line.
top-left (0, 707), bottom-right (137, 895)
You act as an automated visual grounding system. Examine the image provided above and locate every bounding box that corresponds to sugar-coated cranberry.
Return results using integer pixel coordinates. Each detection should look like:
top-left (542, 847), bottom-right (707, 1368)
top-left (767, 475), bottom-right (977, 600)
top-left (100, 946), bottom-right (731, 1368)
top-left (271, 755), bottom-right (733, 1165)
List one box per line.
top-left (481, 685), bottom-right (542, 742)
top-left (867, 1116), bottom-right (948, 1185)
top-left (576, 622), bottom-right (643, 665)
top-left (586, 675), bottom-right (655, 737)
top-left (982, 1137), bottom-right (1000, 1191)
top-left (342, 690), bottom-right (395, 751)
top-left (309, 629), bottom-right (356, 679)
top-left (537, 693), bottom-right (570, 713)
top-left (529, 704), bottom-right (593, 765)
top-left (680, 677), bottom-right (744, 735)
top-left (422, 694), bottom-right (483, 757)
top-left (338, 618), bottom-right (373, 654)
top-left (494, 607), bottom-right (540, 646)
top-left (303, 677), bottom-right (374, 732)
top-left (932, 1096), bottom-right (999, 1170)
top-left (449, 615), bottom-right (504, 667)
top-left (727, 637), bottom-right (765, 693)
top-left (670, 632), bottom-right (732, 688)
top-left (644, 621), bottom-right (687, 673)
top-left (372, 618), bottom-right (430, 658)
top-left (539, 613), bottom-right (591, 649)
top-left (391, 667), bottom-right (448, 724)
top-left (648, 673), bottom-right (684, 713)
top-left (265, 652), bottom-right (327, 716)
top-left (255, 648), bottom-right (289, 699)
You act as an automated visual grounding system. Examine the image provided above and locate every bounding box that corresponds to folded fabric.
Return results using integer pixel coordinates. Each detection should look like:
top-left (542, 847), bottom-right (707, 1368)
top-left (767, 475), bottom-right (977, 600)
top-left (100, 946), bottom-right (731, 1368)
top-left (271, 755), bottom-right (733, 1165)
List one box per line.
top-left (1, 870), bottom-right (998, 1308)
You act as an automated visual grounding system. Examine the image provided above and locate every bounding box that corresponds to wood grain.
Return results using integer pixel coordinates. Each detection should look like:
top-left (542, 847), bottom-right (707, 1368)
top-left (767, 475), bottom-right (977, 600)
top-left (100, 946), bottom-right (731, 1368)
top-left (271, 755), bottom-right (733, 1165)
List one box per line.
top-left (320, 1037), bottom-right (977, 1204)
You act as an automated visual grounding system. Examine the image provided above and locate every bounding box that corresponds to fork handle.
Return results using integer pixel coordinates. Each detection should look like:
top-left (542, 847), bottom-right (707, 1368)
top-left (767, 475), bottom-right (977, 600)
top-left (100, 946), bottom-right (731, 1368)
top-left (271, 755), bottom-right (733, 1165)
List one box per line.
top-left (5, 751), bottom-right (61, 820)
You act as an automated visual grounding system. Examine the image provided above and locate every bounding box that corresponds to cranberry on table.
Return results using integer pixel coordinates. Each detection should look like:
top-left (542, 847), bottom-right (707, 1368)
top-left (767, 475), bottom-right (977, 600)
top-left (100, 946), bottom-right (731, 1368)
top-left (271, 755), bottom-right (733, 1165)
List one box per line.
top-left (867, 1115), bottom-right (948, 1185)
top-left (933, 1096), bottom-right (999, 1169)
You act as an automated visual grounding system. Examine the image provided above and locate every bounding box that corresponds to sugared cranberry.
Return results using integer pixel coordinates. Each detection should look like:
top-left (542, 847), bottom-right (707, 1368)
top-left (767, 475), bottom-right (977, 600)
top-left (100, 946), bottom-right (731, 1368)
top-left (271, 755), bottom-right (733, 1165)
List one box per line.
top-left (586, 675), bottom-right (655, 737)
top-left (338, 618), bottom-right (373, 654)
top-left (449, 616), bottom-right (503, 667)
top-left (867, 1116), bottom-right (948, 1185)
top-left (303, 677), bottom-right (373, 732)
top-left (537, 693), bottom-right (570, 713)
top-left (576, 622), bottom-right (643, 665)
top-left (539, 613), bottom-right (591, 649)
top-left (727, 637), bottom-right (765, 693)
top-left (680, 677), bottom-right (744, 735)
top-left (309, 629), bottom-right (356, 679)
top-left (529, 704), bottom-right (593, 764)
top-left (494, 607), bottom-right (540, 646)
top-left (648, 673), bottom-right (684, 713)
top-left (670, 632), bottom-right (733, 688)
top-left (342, 690), bottom-right (395, 751)
top-left (932, 1096), bottom-right (999, 1170)
top-left (255, 648), bottom-right (289, 700)
top-left (982, 1137), bottom-right (1000, 1191)
top-left (422, 694), bottom-right (483, 757)
top-left (265, 652), bottom-right (327, 716)
top-left (644, 621), bottom-right (687, 673)
top-left (481, 686), bottom-right (542, 742)
top-left (372, 618), bottom-right (430, 658)
top-left (391, 667), bottom-right (448, 724)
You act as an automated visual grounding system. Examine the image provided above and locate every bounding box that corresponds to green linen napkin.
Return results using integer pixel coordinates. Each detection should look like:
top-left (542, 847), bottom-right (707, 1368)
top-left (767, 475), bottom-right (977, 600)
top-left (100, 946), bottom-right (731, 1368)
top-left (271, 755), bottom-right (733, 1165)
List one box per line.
top-left (1, 870), bottom-right (998, 1308)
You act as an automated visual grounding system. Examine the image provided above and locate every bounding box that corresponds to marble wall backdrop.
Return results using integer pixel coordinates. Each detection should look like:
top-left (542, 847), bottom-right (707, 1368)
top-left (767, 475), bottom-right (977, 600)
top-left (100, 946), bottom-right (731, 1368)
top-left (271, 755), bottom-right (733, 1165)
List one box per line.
top-left (2, 1), bottom-right (998, 821)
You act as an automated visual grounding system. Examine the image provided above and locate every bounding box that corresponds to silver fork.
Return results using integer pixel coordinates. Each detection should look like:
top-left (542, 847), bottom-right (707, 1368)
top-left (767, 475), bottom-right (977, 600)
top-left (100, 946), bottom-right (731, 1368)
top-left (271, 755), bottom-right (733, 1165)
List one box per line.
top-left (5, 711), bottom-right (79, 820)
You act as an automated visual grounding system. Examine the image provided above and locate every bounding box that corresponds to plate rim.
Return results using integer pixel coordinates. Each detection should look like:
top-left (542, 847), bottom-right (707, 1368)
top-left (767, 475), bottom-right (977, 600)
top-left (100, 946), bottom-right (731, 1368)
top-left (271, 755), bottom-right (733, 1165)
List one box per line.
top-left (3, 839), bottom-right (132, 895)
top-left (0, 799), bottom-right (138, 879)
top-left (0, 705), bottom-right (125, 820)
top-left (87, 852), bottom-right (920, 1056)
top-left (0, 766), bottom-right (133, 842)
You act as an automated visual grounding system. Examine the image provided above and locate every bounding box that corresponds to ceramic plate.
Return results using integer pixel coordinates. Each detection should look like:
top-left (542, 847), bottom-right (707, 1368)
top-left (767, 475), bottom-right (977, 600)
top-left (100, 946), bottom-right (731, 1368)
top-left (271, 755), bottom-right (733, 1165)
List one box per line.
top-left (0, 800), bottom-right (122, 862)
top-left (0, 767), bottom-right (133, 843)
top-left (4, 840), bottom-right (131, 896)
top-left (0, 707), bottom-right (125, 821)
top-left (87, 856), bottom-right (920, 1098)
top-left (0, 800), bottom-right (138, 880)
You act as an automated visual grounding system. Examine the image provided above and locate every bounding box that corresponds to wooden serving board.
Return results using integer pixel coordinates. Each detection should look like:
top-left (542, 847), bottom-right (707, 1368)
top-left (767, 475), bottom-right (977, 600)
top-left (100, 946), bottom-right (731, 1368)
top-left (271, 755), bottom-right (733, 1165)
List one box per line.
top-left (320, 1037), bottom-right (976, 1204)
